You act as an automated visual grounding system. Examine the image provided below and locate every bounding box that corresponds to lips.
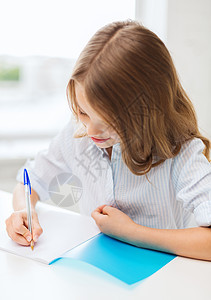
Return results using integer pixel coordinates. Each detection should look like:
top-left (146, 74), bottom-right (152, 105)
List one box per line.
top-left (91, 137), bottom-right (110, 143)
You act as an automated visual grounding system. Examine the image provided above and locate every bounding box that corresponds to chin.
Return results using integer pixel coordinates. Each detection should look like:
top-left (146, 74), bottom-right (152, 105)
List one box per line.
top-left (97, 140), bottom-right (117, 148)
top-left (97, 143), bottom-right (112, 148)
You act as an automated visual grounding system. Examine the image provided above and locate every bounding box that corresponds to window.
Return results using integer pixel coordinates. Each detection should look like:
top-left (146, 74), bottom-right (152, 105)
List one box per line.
top-left (0, 0), bottom-right (135, 192)
top-left (0, 0), bottom-right (135, 159)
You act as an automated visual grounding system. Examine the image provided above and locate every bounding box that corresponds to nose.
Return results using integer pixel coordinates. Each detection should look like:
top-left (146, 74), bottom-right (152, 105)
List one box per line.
top-left (86, 121), bottom-right (104, 137)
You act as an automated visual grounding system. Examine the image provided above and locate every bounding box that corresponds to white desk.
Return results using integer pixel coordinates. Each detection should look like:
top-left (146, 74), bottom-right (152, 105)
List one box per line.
top-left (0, 190), bottom-right (210, 300)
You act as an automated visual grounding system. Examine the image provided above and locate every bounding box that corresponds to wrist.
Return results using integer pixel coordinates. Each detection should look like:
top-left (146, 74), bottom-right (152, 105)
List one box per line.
top-left (13, 182), bottom-right (39, 211)
top-left (127, 222), bottom-right (155, 248)
top-left (126, 221), bottom-right (145, 244)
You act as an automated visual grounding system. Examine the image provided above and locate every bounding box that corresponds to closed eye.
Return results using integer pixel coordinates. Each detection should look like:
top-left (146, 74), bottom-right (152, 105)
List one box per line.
top-left (78, 108), bottom-right (87, 116)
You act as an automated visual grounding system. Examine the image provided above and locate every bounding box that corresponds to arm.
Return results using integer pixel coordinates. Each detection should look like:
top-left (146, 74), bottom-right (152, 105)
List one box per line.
top-left (15, 119), bottom-right (75, 203)
top-left (92, 205), bottom-right (211, 261)
top-left (6, 119), bottom-right (75, 246)
top-left (130, 222), bottom-right (211, 261)
top-left (13, 182), bottom-right (40, 211)
top-left (92, 140), bottom-right (211, 260)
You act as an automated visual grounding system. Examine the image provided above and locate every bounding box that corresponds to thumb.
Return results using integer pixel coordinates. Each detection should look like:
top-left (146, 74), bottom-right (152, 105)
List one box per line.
top-left (32, 214), bottom-right (43, 242)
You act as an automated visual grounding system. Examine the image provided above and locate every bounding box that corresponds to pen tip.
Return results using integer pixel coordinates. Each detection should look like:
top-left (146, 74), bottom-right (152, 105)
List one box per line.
top-left (31, 241), bottom-right (34, 251)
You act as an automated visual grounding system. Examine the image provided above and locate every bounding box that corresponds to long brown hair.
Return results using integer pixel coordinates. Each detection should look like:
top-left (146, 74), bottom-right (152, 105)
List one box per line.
top-left (67, 20), bottom-right (210, 175)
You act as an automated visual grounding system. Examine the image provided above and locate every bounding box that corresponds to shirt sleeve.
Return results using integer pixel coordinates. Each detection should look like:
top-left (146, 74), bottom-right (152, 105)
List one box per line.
top-left (171, 138), bottom-right (211, 227)
top-left (16, 118), bottom-right (76, 202)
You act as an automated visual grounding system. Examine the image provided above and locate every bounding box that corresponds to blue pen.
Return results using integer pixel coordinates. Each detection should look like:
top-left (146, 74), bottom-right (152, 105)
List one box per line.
top-left (23, 169), bottom-right (34, 250)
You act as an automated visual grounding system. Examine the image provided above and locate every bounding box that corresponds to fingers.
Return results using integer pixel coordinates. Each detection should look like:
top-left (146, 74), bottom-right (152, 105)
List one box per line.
top-left (101, 205), bottom-right (114, 214)
top-left (94, 205), bottom-right (107, 214)
top-left (91, 205), bottom-right (105, 220)
top-left (5, 210), bottom-right (43, 246)
top-left (9, 231), bottom-right (31, 246)
top-left (5, 211), bottom-right (32, 244)
top-left (32, 212), bottom-right (43, 242)
top-left (91, 204), bottom-right (113, 222)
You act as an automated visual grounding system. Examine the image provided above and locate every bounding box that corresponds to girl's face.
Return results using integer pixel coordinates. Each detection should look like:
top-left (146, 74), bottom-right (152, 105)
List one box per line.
top-left (75, 83), bottom-right (120, 148)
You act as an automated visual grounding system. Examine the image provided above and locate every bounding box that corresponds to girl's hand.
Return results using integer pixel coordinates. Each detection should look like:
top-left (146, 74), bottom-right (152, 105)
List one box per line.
top-left (91, 205), bottom-right (137, 242)
top-left (5, 209), bottom-right (43, 246)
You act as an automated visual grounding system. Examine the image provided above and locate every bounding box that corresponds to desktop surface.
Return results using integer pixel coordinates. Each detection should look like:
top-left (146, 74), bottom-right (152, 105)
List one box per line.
top-left (0, 190), bottom-right (210, 300)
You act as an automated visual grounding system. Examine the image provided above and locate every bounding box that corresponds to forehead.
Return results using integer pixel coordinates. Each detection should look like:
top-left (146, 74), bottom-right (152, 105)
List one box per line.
top-left (74, 83), bottom-right (87, 106)
top-left (74, 82), bottom-right (106, 121)
top-left (75, 83), bottom-right (94, 113)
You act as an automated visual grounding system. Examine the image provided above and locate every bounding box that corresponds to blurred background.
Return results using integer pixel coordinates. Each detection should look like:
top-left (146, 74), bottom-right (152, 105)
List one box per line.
top-left (0, 0), bottom-right (211, 195)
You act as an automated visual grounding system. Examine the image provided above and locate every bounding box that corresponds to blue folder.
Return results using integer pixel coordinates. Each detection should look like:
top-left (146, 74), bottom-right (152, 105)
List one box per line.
top-left (52, 233), bottom-right (176, 285)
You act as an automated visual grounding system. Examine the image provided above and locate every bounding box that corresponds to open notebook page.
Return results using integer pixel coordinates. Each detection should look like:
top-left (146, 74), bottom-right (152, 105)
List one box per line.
top-left (0, 200), bottom-right (100, 264)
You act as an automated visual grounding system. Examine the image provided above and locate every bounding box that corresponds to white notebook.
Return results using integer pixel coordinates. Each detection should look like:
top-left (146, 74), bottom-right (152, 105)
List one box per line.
top-left (0, 199), bottom-right (100, 264)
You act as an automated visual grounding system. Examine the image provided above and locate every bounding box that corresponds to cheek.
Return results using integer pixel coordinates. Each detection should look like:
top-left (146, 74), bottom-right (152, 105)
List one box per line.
top-left (78, 115), bottom-right (87, 126)
top-left (109, 130), bottom-right (120, 141)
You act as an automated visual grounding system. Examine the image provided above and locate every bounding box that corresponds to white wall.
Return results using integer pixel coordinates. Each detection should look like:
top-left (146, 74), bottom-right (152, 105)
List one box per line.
top-left (136, 0), bottom-right (211, 139)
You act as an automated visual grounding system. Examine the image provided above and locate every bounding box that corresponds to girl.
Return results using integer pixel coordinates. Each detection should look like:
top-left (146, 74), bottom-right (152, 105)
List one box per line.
top-left (6, 20), bottom-right (211, 261)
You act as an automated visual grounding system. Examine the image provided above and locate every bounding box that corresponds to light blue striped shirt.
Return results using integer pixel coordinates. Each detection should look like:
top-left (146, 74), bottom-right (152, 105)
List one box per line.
top-left (16, 118), bottom-right (211, 229)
